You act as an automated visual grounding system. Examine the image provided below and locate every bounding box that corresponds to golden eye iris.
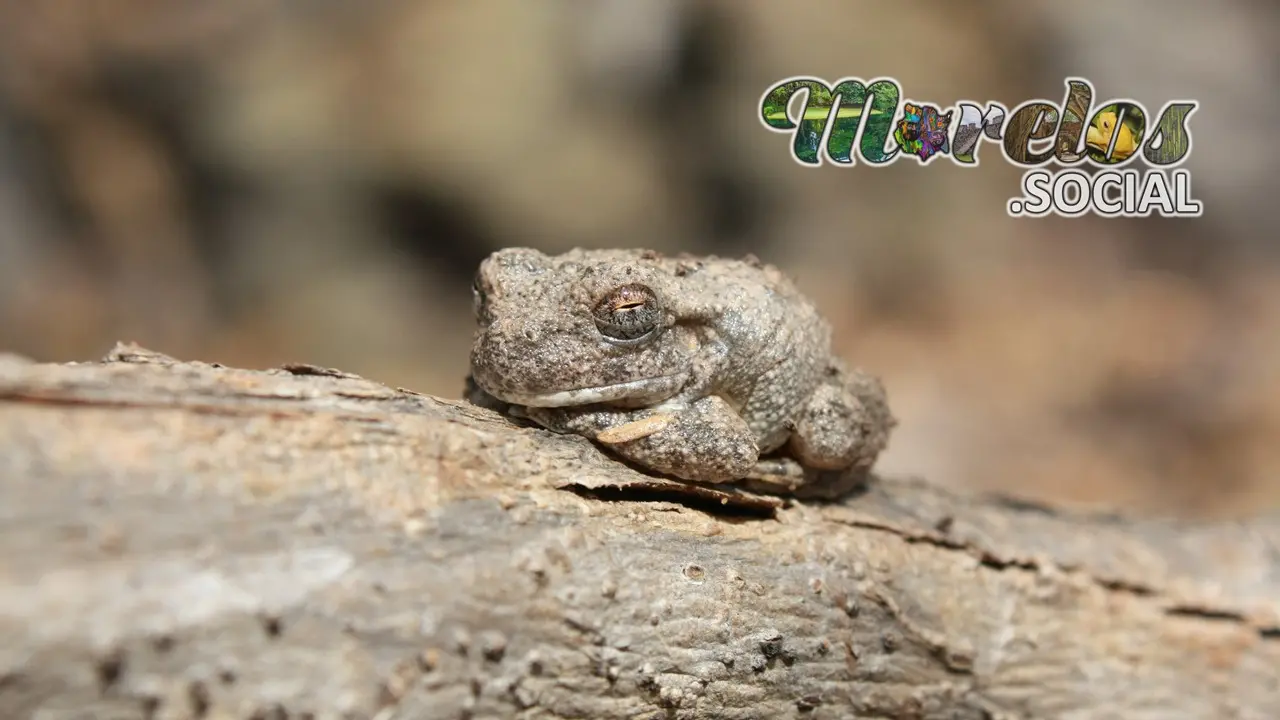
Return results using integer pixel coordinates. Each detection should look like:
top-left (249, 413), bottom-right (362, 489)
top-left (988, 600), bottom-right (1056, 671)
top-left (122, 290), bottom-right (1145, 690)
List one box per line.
top-left (593, 284), bottom-right (661, 343)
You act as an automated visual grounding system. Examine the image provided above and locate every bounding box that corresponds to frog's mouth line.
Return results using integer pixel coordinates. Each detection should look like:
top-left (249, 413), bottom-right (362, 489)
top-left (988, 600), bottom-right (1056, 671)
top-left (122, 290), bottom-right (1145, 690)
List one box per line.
top-left (502, 374), bottom-right (684, 408)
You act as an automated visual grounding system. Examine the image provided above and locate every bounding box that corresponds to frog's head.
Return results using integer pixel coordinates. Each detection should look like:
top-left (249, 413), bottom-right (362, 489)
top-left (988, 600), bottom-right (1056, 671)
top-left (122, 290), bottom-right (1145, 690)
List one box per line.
top-left (469, 248), bottom-right (697, 408)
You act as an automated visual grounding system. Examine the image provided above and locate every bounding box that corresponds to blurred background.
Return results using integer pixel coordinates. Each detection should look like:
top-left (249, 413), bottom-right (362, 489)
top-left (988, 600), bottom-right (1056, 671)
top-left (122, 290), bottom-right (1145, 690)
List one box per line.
top-left (1, 0), bottom-right (1276, 518)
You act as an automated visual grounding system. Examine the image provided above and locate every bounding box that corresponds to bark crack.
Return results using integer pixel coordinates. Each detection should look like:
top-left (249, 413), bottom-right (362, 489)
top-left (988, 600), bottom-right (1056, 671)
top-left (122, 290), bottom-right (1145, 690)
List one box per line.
top-left (831, 515), bottom-right (1280, 643)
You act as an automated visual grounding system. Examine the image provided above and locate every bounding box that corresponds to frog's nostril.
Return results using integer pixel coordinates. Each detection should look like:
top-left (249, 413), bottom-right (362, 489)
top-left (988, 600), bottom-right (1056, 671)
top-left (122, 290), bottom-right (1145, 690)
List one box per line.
top-left (522, 326), bottom-right (539, 342)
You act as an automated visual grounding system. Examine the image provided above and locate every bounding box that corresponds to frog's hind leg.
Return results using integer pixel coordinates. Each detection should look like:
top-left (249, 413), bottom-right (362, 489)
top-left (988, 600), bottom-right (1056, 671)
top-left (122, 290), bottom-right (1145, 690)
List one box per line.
top-left (741, 456), bottom-right (870, 500)
top-left (780, 364), bottom-right (895, 490)
top-left (744, 456), bottom-right (807, 492)
top-left (742, 456), bottom-right (816, 496)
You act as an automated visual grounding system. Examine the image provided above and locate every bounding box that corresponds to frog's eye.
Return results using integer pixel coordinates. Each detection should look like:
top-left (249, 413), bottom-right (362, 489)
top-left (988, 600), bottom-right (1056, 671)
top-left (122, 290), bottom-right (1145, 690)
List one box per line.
top-left (593, 283), bottom-right (661, 344)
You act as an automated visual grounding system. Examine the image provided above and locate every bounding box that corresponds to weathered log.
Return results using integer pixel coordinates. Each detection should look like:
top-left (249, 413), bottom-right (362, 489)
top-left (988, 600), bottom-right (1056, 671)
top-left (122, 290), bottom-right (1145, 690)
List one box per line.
top-left (0, 343), bottom-right (1277, 719)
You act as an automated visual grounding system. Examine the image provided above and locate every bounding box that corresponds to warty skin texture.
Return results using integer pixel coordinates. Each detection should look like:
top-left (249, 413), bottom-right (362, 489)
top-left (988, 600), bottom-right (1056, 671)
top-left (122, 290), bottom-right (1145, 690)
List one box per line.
top-left (467, 247), bottom-right (894, 492)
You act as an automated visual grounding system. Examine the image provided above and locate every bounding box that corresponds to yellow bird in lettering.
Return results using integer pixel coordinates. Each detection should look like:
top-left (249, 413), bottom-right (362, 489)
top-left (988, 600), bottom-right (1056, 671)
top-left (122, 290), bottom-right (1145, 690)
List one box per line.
top-left (1086, 110), bottom-right (1138, 161)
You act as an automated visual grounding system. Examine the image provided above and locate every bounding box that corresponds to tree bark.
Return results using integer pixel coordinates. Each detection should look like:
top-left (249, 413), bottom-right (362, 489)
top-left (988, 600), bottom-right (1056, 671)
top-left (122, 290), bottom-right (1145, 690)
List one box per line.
top-left (1, 344), bottom-right (1277, 720)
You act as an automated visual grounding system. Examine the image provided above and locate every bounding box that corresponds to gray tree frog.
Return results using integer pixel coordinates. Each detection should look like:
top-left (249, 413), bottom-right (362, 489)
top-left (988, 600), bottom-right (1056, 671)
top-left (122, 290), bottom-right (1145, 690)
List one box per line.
top-left (465, 247), bottom-right (895, 496)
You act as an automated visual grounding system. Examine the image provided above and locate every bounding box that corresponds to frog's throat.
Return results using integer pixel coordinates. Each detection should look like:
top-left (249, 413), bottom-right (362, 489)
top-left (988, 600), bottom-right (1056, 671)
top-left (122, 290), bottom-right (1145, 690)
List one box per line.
top-left (500, 374), bottom-right (685, 408)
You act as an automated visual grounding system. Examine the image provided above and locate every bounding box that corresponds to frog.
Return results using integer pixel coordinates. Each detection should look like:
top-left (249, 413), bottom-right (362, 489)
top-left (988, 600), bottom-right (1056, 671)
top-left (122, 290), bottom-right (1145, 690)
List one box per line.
top-left (465, 247), bottom-right (895, 497)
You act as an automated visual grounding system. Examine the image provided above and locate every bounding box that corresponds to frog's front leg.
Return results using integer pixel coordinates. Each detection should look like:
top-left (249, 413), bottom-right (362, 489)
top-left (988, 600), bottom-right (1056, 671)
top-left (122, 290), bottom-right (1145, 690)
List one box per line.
top-left (521, 395), bottom-right (759, 484)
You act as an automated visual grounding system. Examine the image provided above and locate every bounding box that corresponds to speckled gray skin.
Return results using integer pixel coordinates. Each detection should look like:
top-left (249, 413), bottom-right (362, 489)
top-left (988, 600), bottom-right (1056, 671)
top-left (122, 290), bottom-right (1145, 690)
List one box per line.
top-left (466, 247), bottom-right (895, 495)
